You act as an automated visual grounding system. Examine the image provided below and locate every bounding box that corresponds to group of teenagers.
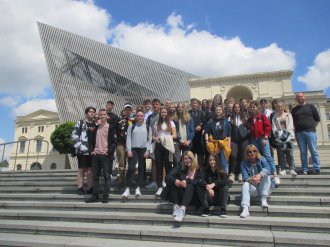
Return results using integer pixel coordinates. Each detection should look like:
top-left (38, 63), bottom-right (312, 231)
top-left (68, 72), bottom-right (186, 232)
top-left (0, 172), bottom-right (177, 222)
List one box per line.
top-left (71, 92), bottom-right (321, 222)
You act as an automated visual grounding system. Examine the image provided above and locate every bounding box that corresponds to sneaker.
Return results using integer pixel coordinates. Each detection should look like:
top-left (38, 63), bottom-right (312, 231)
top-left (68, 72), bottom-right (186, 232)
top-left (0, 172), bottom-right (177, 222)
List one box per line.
top-left (300, 170), bottom-right (308, 175)
top-left (85, 195), bottom-right (98, 203)
top-left (162, 181), bottom-right (166, 188)
top-left (238, 174), bottom-right (243, 182)
top-left (86, 187), bottom-right (93, 195)
top-left (228, 173), bottom-right (235, 183)
top-left (101, 197), bottom-right (109, 203)
top-left (261, 198), bottom-right (269, 208)
top-left (274, 176), bottom-right (281, 185)
top-left (173, 204), bottom-right (180, 217)
top-left (311, 170), bottom-right (320, 175)
top-left (174, 208), bottom-right (185, 222)
top-left (135, 187), bottom-right (142, 197)
top-left (219, 208), bottom-right (227, 218)
top-left (279, 170), bottom-right (286, 175)
top-left (77, 187), bottom-right (84, 195)
top-left (145, 181), bottom-right (158, 189)
top-left (201, 208), bottom-right (211, 217)
top-left (122, 188), bottom-right (130, 198)
top-left (155, 188), bottom-right (163, 196)
top-left (290, 169), bottom-right (297, 176)
top-left (240, 207), bottom-right (249, 218)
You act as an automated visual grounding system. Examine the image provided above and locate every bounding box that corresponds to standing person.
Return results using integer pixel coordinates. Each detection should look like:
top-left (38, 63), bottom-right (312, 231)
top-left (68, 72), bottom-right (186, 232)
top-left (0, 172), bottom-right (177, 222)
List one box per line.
top-left (272, 100), bottom-right (297, 176)
top-left (173, 103), bottom-right (195, 166)
top-left (189, 98), bottom-right (205, 166)
top-left (166, 151), bottom-right (207, 222)
top-left (86, 109), bottom-right (117, 203)
top-left (248, 101), bottom-right (280, 185)
top-left (145, 98), bottom-right (161, 189)
top-left (240, 98), bottom-right (250, 118)
top-left (116, 103), bottom-right (133, 185)
top-left (259, 99), bottom-right (273, 119)
top-left (153, 107), bottom-right (177, 196)
top-left (291, 93), bottom-right (321, 175)
top-left (203, 153), bottom-right (229, 217)
top-left (106, 100), bottom-right (119, 177)
top-left (71, 107), bottom-right (97, 195)
top-left (229, 103), bottom-right (249, 182)
top-left (122, 110), bottom-right (152, 198)
top-left (143, 99), bottom-right (153, 124)
top-left (211, 94), bottom-right (223, 111)
top-left (204, 105), bottom-right (231, 174)
top-left (240, 145), bottom-right (272, 218)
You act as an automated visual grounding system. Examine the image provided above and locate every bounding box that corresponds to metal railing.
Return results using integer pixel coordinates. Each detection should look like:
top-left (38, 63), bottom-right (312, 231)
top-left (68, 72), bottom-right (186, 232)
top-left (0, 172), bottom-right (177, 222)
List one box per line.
top-left (0, 139), bottom-right (49, 172)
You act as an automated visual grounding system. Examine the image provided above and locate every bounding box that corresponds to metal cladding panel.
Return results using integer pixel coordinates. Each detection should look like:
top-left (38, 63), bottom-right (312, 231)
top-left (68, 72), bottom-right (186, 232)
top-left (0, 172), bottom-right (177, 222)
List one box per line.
top-left (38, 22), bottom-right (197, 123)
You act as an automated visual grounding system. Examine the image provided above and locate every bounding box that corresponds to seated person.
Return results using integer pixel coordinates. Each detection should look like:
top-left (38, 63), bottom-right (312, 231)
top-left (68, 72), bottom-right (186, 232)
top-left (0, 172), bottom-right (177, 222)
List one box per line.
top-left (165, 151), bottom-right (207, 222)
top-left (203, 153), bottom-right (229, 218)
top-left (240, 145), bottom-right (272, 218)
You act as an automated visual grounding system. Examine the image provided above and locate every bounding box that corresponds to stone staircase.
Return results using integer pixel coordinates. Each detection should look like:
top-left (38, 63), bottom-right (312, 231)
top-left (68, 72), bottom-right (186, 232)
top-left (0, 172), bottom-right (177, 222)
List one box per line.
top-left (0, 166), bottom-right (330, 246)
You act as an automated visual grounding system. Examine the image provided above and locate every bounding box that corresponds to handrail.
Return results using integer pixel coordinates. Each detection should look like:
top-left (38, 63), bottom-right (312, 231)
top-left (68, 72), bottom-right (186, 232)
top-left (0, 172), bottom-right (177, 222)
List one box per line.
top-left (0, 139), bottom-right (50, 172)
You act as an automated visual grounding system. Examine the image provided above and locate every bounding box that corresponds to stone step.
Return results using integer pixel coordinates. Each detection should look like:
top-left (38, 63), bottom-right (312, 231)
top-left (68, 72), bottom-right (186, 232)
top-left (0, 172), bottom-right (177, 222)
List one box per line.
top-left (0, 209), bottom-right (329, 234)
top-left (0, 219), bottom-right (329, 246)
top-left (0, 232), bottom-right (212, 247)
top-left (0, 193), bottom-right (328, 206)
top-left (0, 201), bottom-right (329, 218)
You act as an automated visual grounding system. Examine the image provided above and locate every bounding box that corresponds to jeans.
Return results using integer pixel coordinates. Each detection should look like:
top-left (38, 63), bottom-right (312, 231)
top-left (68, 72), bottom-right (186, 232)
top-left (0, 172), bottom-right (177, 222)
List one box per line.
top-left (295, 131), bottom-right (320, 172)
top-left (241, 176), bottom-right (271, 207)
top-left (116, 144), bottom-right (127, 182)
top-left (251, 138), bottom-right (277, 174)
top-left (277, 142), bottom-right (295, 170)
top-left (92, 154), bottom-right (111, 198)
top-left (125, 148), bottom-right (146, 188)
top-left (219, 149), bottom-right (228, 174)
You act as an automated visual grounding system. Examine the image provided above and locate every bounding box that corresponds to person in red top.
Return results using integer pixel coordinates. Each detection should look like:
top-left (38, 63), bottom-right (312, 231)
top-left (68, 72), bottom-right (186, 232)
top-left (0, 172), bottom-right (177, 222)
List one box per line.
top-left (248, 101), bottom-right (280, 185)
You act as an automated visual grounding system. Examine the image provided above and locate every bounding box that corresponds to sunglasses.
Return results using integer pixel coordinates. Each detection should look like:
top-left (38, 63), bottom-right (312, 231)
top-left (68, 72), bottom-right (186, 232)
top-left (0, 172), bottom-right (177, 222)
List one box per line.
top-left (248, 150), bottom-right (258, 154)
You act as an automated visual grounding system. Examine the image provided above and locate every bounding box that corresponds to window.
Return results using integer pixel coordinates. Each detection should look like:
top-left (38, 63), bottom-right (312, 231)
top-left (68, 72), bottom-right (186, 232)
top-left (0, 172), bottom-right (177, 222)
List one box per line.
top-left (16, 164), bottom-right (22, 171)
top-left (326, 113), bottom-right (330, 121)
top-left (21, 127), bottom-right (27, 134)
top-left (38, 126), bottom-right (44, 132)
top-left (36, 140), bottom-right (42, 152)
top-left (19, 141), bottom-right (26, 153)
top-left (50, 163), bottom-right (57, 169)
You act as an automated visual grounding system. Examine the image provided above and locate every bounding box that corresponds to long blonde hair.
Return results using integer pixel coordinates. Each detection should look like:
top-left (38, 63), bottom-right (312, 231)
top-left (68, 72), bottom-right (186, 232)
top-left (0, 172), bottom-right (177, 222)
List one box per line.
top-left (173, 103), bottom-right (190, 124)
top-left (244, 144), bottom-right (262, 161)
top-left (181, 151), bottom-right (199, 171)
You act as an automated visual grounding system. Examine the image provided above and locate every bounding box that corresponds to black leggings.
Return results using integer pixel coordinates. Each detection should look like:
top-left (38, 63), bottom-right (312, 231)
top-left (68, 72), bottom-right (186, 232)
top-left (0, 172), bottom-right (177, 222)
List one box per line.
top-left (204, 185), bottom-right (229, 209)
top-left (125, 148), bottom-right (146, 188)
top-left (154, 142), bottom-right (172, 188)
top-left (229, 140), bottom-right (249, 175)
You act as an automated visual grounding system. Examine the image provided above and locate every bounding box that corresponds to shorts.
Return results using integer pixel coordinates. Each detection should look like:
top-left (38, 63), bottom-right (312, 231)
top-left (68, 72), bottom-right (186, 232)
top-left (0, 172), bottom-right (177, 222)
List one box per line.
top-left (77, 155), bottom-right (92, 169)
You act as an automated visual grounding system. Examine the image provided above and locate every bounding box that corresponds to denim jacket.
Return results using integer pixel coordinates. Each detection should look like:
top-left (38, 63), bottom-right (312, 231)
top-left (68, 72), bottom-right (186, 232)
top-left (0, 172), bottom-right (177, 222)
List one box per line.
top-left (174, 118), bottom-right (195, 146)
top-left (241, 157), bottom-right (271, 182)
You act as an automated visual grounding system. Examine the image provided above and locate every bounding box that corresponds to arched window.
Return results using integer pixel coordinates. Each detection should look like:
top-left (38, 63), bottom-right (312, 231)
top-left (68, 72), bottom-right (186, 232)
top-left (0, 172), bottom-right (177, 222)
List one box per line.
top-left (50, 163), bottom-right (57, 170)
top-left (16, 164), bottom-right (22, 171)
top-left (30, 162), bottom-right (42, 170)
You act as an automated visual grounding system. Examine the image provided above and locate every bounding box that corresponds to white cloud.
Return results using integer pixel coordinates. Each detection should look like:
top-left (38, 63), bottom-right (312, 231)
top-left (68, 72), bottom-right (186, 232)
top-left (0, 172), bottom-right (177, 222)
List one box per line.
top-left (0, 96), bottom-right (20, 107)
top-left (298, 49), bottom-right (330, 91)
top-left (13, 99), bottom-right (57, 117)
top-left (0, 0), bottom-right (111, 98)
top-left (110, 13), bottom-right (295, 77)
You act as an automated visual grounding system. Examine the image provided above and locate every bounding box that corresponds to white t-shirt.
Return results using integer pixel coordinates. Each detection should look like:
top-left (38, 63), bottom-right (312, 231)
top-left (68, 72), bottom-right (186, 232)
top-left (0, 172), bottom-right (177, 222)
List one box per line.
top-left (154, 120), bottom-right (175, 137)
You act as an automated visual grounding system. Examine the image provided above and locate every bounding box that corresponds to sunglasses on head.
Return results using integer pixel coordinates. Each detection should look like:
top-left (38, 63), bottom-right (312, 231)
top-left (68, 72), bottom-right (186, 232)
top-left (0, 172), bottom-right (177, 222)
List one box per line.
top-left (248, 150), bottom-right (258, 154)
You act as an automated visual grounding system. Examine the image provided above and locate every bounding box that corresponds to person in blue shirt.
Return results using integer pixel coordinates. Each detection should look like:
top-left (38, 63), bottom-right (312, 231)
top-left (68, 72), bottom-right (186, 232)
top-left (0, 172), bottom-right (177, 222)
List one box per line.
top-left (240, 144), bottom-right (272, 218)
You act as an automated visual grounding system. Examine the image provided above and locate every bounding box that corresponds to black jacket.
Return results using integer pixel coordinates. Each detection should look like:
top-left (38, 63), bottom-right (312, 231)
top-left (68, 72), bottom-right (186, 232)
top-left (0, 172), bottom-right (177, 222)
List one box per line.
top-left (166, 165), bottom-right (206, 187)
top-left (91, 123), bottom-right (118, 160)
top-left (205, 168), bottom-right (228, 189)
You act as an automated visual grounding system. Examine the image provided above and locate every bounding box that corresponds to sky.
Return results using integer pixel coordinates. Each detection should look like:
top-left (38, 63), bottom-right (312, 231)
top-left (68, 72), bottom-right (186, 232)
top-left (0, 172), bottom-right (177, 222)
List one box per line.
top-left (0, 0), bottom-right (330, 159)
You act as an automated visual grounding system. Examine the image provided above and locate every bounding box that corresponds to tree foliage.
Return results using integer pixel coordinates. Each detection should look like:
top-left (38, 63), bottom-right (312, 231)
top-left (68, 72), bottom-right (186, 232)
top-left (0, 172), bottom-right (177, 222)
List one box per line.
top-left (50, 121), bottom-right (75, 155)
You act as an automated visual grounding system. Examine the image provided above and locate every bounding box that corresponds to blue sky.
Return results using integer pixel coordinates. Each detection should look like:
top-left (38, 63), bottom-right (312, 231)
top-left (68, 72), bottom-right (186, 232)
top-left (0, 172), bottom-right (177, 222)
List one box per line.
top-left (0, 0), bottom-right (330, 155)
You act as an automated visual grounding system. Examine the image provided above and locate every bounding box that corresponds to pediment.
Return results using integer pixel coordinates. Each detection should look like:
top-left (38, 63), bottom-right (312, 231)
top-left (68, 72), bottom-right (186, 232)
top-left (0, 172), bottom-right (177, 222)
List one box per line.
top-left (17, 109), bottom-right (59, 123)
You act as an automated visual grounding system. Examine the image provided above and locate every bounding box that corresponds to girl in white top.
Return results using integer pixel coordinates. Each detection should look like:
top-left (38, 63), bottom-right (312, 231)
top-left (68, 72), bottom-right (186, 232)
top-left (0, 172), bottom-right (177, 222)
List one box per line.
top-left (153, 107), bottom-right (177, 196)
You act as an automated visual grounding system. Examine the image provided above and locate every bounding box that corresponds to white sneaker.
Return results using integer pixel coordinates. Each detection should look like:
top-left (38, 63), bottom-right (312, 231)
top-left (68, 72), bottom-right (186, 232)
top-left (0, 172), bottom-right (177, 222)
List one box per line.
top-left (122, 188), bottom-right (130, 198)
top-left (228, 173), bottom-right (235, 183)
top-left (174, 208), bottom-right (185, 222)
top-left (238, 174), bottom-right (243, 182)
top-left (135, 187), bottom-right (142, 197)
top-left (172, 204), bottom-right (180, 217)
top-left (145, 181), bottom-right (158, 189)
top-left (240, 207), bottom-right (250, 218)
top-left (290, 169), bottom-right (297, 176)
top-left (274, 176), bottom-right (281, 185)
top-left (279, 170), bottom-right (286, 175)
top-left (261, 197), bottom-right (269, 208)
top-left (162, 181), bottom-right (166, 188)
top-left (155, 187), bottom-right (163, 196)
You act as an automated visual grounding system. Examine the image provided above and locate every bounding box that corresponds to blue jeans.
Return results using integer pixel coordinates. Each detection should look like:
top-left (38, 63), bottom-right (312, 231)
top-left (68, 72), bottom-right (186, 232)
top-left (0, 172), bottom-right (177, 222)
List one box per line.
top-left (250, 138), bottom-right (277, 173)
top-left (219, 149), bottom-right (228, 174)
top-left (295, 131), bottom-right (320, 172)
top-left (241, 176), bottom-right (271, 207)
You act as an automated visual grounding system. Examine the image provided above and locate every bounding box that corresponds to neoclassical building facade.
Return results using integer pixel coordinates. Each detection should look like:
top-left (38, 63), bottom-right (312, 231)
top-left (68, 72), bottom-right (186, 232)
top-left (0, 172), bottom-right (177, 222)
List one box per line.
top-left (189, 70), bottom-right (330, 150)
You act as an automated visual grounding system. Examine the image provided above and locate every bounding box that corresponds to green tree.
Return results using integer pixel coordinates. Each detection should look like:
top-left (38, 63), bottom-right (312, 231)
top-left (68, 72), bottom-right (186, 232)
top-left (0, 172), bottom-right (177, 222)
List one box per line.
top-left (0, 160), bottom-right (9, 168)
top-left (50, 121), bottom-right (75, 155)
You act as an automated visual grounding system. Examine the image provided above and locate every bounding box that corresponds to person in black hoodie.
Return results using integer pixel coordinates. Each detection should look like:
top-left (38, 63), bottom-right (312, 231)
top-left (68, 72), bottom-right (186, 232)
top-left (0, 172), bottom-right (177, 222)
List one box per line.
top-left (203, 153), bottom-right (229, 217)
top-left (165, 150), bottom-right (207, 222)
